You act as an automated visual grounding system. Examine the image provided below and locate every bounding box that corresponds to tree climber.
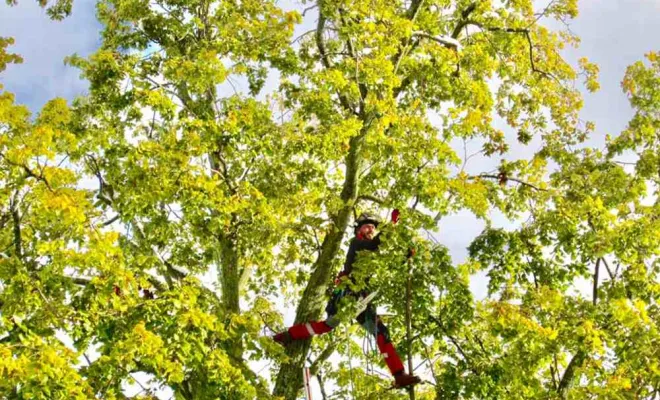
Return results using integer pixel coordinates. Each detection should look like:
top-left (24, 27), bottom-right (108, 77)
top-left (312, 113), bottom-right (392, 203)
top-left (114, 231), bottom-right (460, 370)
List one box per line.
top-left (273, 211), bottom-right (422, 389)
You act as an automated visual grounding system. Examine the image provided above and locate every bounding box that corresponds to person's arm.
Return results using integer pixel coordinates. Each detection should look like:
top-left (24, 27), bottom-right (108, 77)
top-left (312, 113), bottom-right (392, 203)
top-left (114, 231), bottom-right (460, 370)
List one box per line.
top-left (336, 238), bottom-right (357, 283)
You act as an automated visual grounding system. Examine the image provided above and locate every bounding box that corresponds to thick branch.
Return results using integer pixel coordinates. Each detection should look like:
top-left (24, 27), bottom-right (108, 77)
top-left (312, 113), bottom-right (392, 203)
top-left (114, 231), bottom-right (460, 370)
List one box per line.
top-left (557, 351), bottom-right (586, 398)
top-left (85, 154), bottom-right (114, 206)
top-left (309, 342), bottom-right (337, 376)
top-left (315, 9), bottom-right (332, 70)
top-left (11, 203), bottom-right (22, 260)
top-left (211, 151), bottom-right (237, 195)
top-left (451, 3), bottom-right (478, 38)
top-left (593, 258), bottom-right (600, 306)
top-left (316, 3), bottom-right (356, 114)
top-left (405, 0), bottom-right (425, 19)
top-left (411, 32), bottom-right (461, 49)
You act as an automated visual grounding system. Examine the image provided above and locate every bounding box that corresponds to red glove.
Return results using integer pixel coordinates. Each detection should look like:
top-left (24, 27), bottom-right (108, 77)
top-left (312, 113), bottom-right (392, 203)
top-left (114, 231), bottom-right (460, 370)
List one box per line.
top-left (391, 209), bottom-right (400, 224)
top-left (334, 271), bottom-right (348, 285)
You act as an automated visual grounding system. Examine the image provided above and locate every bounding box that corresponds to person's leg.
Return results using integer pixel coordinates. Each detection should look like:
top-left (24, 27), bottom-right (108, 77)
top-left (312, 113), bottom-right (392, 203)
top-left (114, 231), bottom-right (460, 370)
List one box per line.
top-left (273, 291), bottom-right (342, 345)
top-left (356, 307), bottom-right (404, 375)
top-left (356, 306), bottom-right (420, 387)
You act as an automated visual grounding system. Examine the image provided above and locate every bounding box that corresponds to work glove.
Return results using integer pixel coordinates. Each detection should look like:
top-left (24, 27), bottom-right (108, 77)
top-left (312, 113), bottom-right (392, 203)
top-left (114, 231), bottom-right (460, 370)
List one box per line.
top-left (391, 208), bottom-right (400, 224)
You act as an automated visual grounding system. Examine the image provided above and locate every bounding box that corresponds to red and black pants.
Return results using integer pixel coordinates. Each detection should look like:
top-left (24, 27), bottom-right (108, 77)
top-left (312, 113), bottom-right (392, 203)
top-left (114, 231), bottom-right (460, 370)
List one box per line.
top-left (282, 290), bottom-right (405, 376)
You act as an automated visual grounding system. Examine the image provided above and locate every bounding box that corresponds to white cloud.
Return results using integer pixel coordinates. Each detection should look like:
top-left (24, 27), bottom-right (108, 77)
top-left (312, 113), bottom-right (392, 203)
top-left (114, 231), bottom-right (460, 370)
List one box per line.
top-left (0, 0), bottom-right (101, 111)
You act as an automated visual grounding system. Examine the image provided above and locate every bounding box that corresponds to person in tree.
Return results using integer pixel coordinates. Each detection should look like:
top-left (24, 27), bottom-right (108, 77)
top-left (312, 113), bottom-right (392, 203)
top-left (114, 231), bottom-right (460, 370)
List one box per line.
top-left (273, 211), bottom-right (422, 388)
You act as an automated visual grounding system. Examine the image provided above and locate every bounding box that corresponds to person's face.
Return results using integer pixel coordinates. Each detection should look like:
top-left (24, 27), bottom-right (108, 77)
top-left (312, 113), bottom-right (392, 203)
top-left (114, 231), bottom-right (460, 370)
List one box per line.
top-left (357, 223), bottom-right (376, 239)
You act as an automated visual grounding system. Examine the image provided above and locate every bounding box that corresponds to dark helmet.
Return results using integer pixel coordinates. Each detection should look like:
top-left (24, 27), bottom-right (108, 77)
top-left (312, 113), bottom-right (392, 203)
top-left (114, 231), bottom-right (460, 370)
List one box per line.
top-left (354, 212), bottom-right (380, 234)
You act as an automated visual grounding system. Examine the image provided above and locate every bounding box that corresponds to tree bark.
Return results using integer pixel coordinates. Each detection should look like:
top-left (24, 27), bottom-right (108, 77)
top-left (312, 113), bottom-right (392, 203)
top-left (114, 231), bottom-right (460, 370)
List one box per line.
top-left (557, 351), bottom-right (586, 398)
top-left (273, 132), bottom-right (366, 398)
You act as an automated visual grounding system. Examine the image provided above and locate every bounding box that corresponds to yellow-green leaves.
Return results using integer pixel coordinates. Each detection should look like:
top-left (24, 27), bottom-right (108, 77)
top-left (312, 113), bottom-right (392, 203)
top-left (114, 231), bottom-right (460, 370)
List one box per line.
top-left (579, 57), bottom-right (601, 92)
top-left (0, 37), bottom-right (23, 77)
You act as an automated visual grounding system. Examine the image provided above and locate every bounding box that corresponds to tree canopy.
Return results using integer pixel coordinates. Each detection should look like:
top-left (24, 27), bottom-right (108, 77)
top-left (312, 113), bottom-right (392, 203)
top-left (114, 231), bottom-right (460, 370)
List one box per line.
top-left (1, 0), bottom-right (659, 399)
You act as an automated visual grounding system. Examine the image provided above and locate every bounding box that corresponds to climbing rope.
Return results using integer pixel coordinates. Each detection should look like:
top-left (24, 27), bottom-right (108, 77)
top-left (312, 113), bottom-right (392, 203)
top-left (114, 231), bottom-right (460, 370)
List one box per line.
top-left (361, 307), bottom-right (379, 378)
top-left (346, 327), bottom-right (357, 399)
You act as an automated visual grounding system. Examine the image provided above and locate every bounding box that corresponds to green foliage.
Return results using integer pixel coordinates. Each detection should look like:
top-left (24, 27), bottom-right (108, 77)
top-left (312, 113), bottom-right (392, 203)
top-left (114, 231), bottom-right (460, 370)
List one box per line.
top-left (1, 0), bottom-right (659, 399)
top-left (5, 0), bottom-right (73, 20)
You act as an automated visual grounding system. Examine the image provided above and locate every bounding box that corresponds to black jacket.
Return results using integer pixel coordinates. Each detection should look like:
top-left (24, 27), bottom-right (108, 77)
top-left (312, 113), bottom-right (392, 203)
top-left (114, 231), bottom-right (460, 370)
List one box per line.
top-left (340, 233), bottom-right (381, 278)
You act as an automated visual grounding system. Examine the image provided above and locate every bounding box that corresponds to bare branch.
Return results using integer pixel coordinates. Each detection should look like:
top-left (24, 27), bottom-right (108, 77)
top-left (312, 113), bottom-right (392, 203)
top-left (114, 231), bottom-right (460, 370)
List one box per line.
top-left (302, 4), bottom-right (318, 17)
top-left (429, 315), bottom-right (479, 374)
top-left (600, 257), bottom-right (615, 280)
top-left (291, 29), bottom-right (315, 45)
top-left (471, 174), bottom-right (547, 191)
top-left (531, 0), bottom-right (559, 26)
top-left (101, 215), bottom-right (121, 227)
top-left (550, 355), bottom-right (559, 390)
top-left (317, 371), bottom-right (329, 400)
top-left (422, 341), bottom-right (439, 385)
top-left (412, 31), bottom-right (461, 49)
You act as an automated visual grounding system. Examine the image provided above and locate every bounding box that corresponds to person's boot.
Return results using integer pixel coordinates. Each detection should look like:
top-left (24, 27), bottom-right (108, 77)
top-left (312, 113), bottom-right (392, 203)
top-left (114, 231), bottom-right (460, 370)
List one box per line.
top-left (393, 371), bottom-right (421, 388)
top-left (272, 331), bottom-right (292, 346)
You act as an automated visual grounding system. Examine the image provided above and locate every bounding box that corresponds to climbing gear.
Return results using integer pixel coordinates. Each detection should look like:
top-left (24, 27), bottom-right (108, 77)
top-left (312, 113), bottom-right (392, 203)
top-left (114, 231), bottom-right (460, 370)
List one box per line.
top-left (272, 330), bottom-right (292, 346)
top-left (377, 332), bottom-right (405, 375)
top-left (393, 371), bottom-right (422, 388)
top-left (276, 320), bottom-right (334, 342)
top-left (391, 208), bottom-right (400, 224)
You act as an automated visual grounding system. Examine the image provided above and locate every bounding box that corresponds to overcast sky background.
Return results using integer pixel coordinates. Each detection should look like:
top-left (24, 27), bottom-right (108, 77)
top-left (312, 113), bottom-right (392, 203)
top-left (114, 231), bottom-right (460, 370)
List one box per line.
top-left (1, 0), bottom-right (659, 398)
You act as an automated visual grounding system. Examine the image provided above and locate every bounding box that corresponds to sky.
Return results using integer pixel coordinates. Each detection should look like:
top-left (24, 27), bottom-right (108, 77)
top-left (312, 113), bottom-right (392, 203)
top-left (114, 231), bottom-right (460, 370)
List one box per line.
top-left (1, 0), bottom-right (660, 398)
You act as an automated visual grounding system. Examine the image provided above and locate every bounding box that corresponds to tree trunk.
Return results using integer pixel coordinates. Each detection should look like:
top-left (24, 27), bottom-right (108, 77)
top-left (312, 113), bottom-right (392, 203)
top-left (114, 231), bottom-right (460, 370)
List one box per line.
top-left (219, 234), bottom-right (243, 360)
top-left (273, 133), bottom-right (365, 398)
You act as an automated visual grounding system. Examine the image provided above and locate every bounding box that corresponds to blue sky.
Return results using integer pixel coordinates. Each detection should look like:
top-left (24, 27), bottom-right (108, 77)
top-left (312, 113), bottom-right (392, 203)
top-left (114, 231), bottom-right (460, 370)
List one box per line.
top-left (0, 0), bottom-right (100, 111)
